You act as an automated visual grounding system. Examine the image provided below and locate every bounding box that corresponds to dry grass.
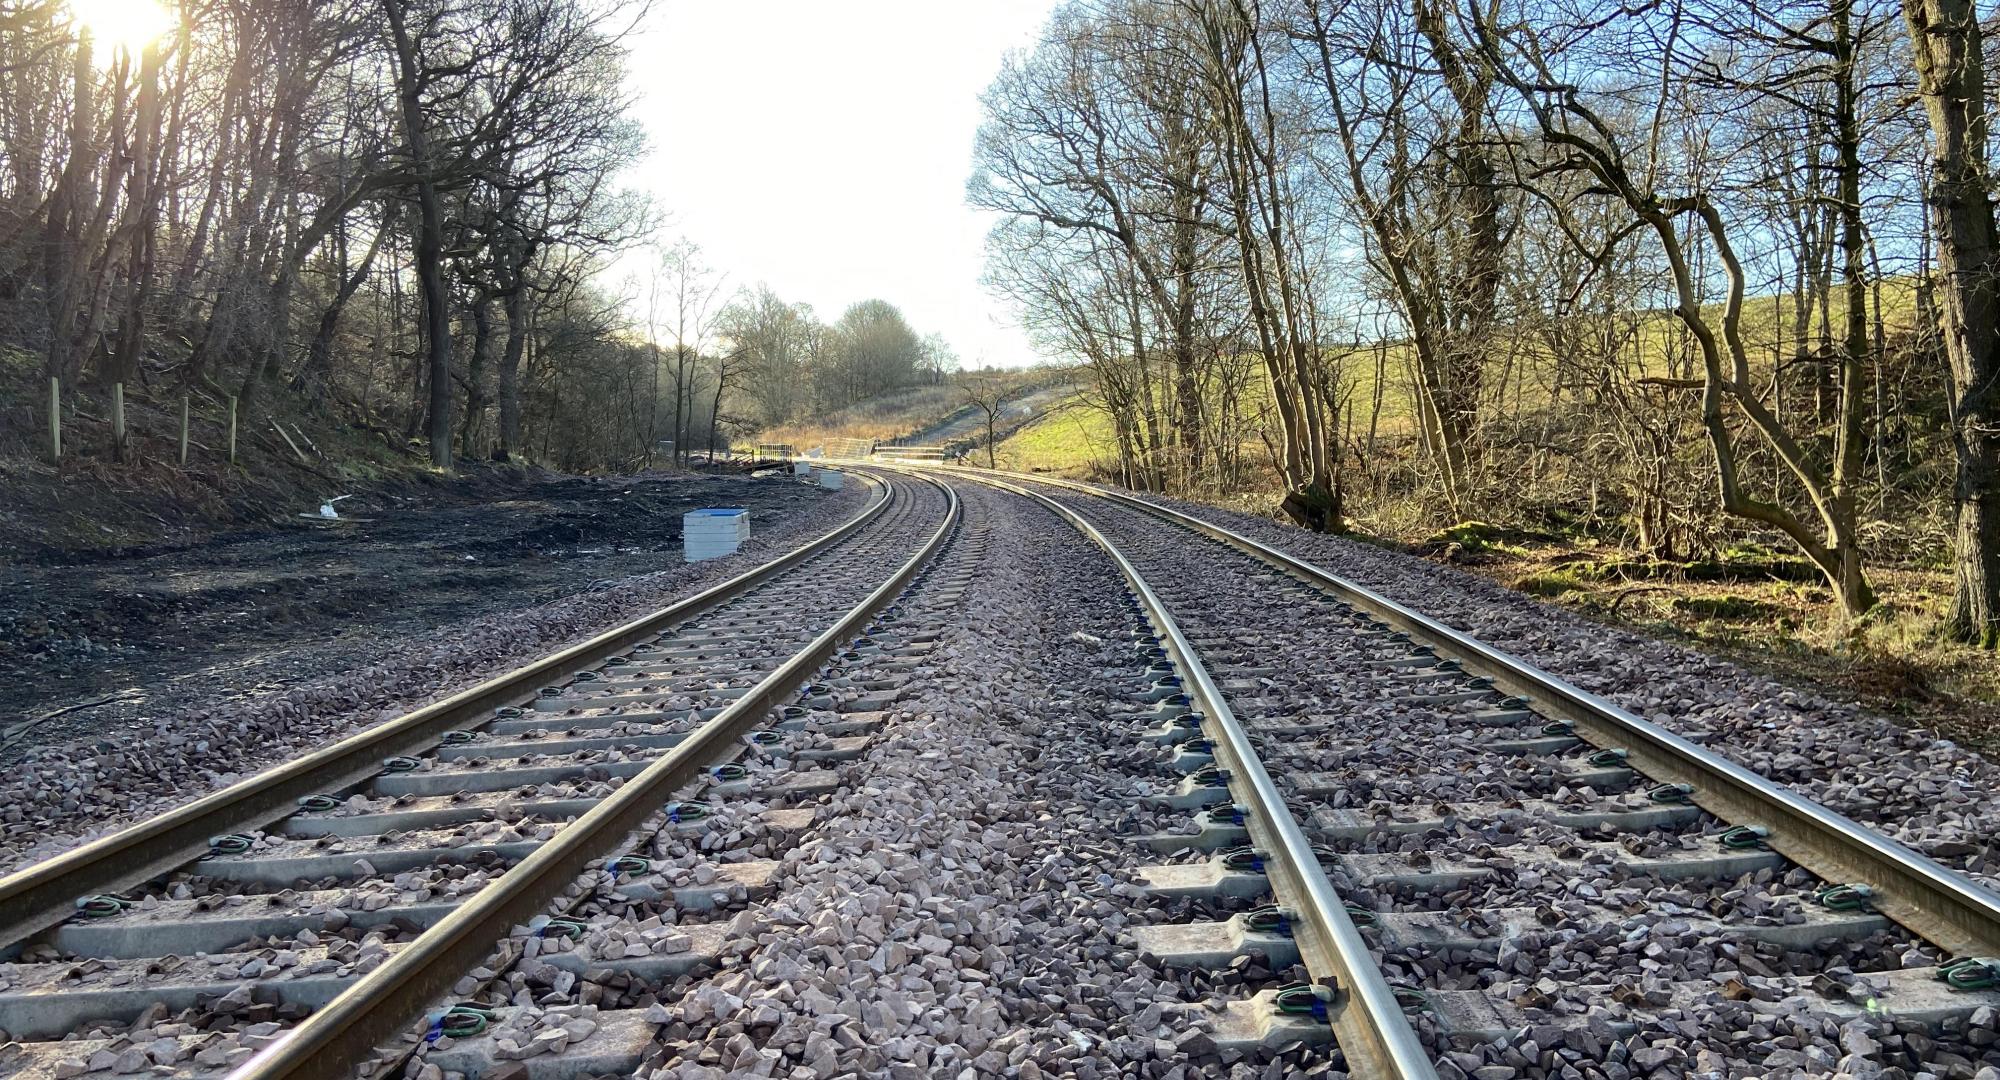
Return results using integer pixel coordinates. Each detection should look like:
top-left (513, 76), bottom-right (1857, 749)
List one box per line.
top-left (760, 385), bottom-right (968, 449)
top-left (758, 372), bottom-right (1051, 451)
top-left (1440, 534), bottom-right (2000, 756)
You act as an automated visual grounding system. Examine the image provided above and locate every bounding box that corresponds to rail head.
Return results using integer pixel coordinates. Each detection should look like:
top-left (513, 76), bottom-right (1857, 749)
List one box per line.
top-left (1004, 469), bottom-right (2000, 961)
top-left (0, 470), bottom-right (893, 953)
top-left (225, 470), bottom-right (960, 1080)
top-left (944, 469), bottom-right (1439, 1080)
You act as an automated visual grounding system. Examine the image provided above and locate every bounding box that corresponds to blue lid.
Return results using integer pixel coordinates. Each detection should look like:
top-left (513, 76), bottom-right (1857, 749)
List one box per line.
top-left (691, 508), bottom-right (748, 516)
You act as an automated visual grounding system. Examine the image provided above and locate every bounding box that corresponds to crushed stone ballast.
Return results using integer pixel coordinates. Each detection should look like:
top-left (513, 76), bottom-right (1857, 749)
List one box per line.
top-left (0, 469), bottom-right (960, 1080)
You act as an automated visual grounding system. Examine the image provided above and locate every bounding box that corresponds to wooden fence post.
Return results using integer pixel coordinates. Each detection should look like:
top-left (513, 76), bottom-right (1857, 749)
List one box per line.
top-left (272, 419), bottom-right (308, 464)
top-left (179, 397), bottom-right (190, 465)
top-left (111, 382), bottom-right (126, 463)
top-left (227, 396), bottom-right (238, 464)
top-left (48, 377), bottom-right (61, 463)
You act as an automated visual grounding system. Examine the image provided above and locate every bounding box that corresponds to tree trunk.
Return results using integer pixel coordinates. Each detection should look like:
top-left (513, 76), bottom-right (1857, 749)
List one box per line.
top-left (1904, 0), bottom-right (2000, 645)
top-left (42, 35), bottom-right (95, 386)
top-left (297, 220), bottom-right (383, 407)
top-left (1199, 5), bottom-right (1338, 530)
top-left (1413, 0), bottom-right (1498, 502)
top-left (414, 199), bottom-right (451, 468)
top-left (462, 297), bottom-right (495, 459)
top-left (672, 344), bottom-right (690, 465)
top-left (1830, 0), bottom-right (1875, 616)
top-left (495, 285), bottom-right (528, 461)
top-left (707, 378), bottom-right (725, 459)
top-left (385, 0), bottom-right (453, 470)
top-left (645, 340), bottom-right (661, 468)
top-left (108, 45), bottom-right (165, 388)
top-left (1167, 147), bottom-right (1205, 486)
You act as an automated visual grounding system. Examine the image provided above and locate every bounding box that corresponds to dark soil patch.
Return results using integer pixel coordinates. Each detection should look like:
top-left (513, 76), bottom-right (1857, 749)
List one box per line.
top-left (0, 471), bottom-right (826, 758)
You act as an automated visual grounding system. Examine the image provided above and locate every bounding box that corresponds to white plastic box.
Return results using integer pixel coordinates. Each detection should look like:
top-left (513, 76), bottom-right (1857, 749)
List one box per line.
top-left (793, 460), bottom-right (811, 476)
top-left (818, 470), bottom-right (843, 490)
top-left (684, 508), bottom-right (749, 562)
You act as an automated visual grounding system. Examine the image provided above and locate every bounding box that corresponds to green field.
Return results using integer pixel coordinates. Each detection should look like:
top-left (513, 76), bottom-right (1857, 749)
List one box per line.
top-left (991, 397), bottom-right (1120, 475)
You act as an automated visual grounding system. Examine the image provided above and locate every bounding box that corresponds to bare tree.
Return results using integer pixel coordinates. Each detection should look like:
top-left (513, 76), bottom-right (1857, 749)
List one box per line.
top-left (658, 240), bottom-right (725, 465)
top-left (1183, 0), bottom-right (1343, 529)
top-left (1902, 0), bottom-right (2000, 645)
top-left (972, 0), bottom-right (1338, 511)
top-left (717, 285), bottom-right (816, 428)
top-left (1292, 0), bottom-right (1506, 516)
top-left (1470, 0), bottom-right (1880, 614)
top-left (957, 369), bottom-right (1024, 468)
top-left (0, 0), bottom-right (657, 474)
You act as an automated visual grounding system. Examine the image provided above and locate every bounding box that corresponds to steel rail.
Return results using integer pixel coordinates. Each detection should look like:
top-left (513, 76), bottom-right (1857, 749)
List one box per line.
top-left (944, 470), bottom-right (1438, 1080)
top-left (999, 469), bottom-right (2000, 960)
top-left (227, 469), bottom-right (960, 1080)
top-left (0, 471), bottom-right (896, 953)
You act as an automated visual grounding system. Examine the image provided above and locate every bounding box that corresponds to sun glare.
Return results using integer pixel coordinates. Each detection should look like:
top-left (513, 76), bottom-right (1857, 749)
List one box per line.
top-left (66, 0), bottom-right (175, 64)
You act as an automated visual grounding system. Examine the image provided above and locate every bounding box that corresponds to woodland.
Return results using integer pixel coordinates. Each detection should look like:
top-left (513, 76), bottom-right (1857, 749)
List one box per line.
top-left (4, 0), bottom-right (1997, 655)
top-left (971, 0), bottom-right (2000, 648)
top-left (0, 0), bottom-right (953, 479)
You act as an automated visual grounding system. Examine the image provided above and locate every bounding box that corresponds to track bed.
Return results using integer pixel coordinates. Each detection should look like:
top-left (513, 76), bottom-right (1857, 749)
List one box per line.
top-left (4, 466), bottom-right (1997, 1080)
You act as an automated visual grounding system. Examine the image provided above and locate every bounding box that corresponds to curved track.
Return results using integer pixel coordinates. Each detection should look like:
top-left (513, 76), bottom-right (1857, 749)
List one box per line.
top-left (984, 469), bottom-right (2000, 1079)
top-left (5, 463), bottom-right (1999, 1080)
top-left (0, 468), bottom-right (958, 1080)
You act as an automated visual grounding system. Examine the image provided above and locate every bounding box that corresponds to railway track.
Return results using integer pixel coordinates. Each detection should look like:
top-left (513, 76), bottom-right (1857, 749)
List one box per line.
top-left (0, 468), bottom-right (960, 1079)
top-left (966, 469), bottom-right (2000, 1080)
top-left (3, 462), bottom-right (1998, 1079)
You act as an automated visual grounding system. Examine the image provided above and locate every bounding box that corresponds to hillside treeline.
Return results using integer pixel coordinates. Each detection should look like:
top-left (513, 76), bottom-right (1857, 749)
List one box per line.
top-left (2, 0), bottom-right (665, 469)
top-left (0, 0), bottom-right (962, 479)
top-left (706, 285), bottom-right (954, 434)
top-left (972, 0), bottom-right (1999, 644)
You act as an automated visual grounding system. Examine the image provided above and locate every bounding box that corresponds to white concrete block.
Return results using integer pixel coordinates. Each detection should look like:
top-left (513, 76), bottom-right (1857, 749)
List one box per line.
top-left (684, 509), bottom-right (748, 561)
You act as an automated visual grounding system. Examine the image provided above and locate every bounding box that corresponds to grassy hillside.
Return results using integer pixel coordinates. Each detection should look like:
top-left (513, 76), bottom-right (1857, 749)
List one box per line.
top-left (757, 385), bottom-right (968, 449)
top-left (1000, 278), bottom-right (1938, 498)
top-left (992, 396), bottom-right (1120, 474)
top-left (757, 370), bottom-right (1055, 453)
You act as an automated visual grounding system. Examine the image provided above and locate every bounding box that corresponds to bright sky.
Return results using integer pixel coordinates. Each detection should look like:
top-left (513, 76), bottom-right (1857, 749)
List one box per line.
top-left (620, 0), bottom-right (1059, 368)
